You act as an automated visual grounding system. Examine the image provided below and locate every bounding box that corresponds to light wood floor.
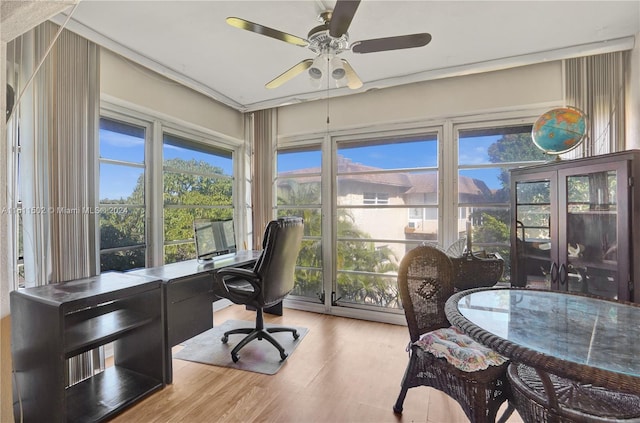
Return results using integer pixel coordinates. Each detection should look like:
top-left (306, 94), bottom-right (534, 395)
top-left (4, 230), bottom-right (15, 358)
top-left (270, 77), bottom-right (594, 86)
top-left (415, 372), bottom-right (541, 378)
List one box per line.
top-left (112, 305), bottom-right (524, 423)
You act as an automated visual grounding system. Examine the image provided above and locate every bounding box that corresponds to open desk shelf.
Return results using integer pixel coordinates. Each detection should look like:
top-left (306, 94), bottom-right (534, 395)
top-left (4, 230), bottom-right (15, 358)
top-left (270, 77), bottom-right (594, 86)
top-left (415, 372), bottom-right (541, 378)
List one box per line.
top-left (11, 273), bottom-right (165, 422)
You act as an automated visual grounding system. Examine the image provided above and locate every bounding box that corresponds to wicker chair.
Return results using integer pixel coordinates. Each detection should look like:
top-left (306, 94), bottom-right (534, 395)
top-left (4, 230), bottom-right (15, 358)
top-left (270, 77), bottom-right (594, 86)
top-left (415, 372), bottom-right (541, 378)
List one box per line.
top-left (444, 237), bottom-right (505, 291)
top-left (393, 245), bottom-right (514, 422)
top-left (450, 251), bottom-right (505, 291)
top-left (508, 363), bottom-right (640, 423)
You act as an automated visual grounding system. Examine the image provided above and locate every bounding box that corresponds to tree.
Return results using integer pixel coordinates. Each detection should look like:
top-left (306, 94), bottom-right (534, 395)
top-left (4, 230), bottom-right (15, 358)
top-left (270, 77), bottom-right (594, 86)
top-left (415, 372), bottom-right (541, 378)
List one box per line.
top-left (100, 158), bottom-right (233, 270)
top-left (471, 132), bottom-right (547, 280)
top-left (487, 133), bottom-right (547, 202)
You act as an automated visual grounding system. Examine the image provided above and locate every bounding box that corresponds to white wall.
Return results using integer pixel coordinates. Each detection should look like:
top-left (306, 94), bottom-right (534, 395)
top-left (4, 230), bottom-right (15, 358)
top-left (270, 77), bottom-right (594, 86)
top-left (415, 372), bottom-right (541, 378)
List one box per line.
top-left (100, 48), bottom-right (244, 139)
top-left (277, 61), bottom-right (564, 137)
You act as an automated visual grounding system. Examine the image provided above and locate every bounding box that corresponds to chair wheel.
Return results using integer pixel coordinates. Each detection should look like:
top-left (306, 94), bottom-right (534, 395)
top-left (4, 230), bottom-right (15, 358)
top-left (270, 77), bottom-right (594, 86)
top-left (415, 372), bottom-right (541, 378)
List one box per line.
top-left (232, 353), bottom-right (239, 363)
top-left (292, 331), bottom-right (300, 340)
top-left (221, 335), bottom-right (228, 343)
top-left (393, 405), bottom-right (403, 414)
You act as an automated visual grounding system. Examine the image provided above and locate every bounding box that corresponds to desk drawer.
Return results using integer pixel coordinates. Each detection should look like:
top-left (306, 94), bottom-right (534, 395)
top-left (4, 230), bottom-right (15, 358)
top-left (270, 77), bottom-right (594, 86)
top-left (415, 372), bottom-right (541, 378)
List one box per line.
top-left (166, 273), bottom-right (212, 304)
top-left (167, 295), bottom-right (213, 346)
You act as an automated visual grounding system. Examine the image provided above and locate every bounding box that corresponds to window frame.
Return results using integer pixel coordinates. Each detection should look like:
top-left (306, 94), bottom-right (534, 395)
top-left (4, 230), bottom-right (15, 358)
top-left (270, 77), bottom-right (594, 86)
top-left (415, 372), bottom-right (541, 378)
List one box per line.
top-left (99, 101), bottom-right (247, 271)
top-left (161, 128), bottom-right (236, 264)
top-left (332, 127), bottom-right (443, 314)
top-left (98, 113), bottom-right (151, 271)
top-left (277, 109), bottom-right (555, 324)
top-left (449, 115), bottom-right (554, 281)
top-left (275, 140), bottom-right (325, 304)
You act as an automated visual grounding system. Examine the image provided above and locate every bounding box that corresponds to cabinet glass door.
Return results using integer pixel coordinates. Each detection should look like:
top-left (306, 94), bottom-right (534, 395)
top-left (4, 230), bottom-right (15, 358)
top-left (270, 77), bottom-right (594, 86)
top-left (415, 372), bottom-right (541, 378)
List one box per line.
top-left (560, 164), bottom-right (628, 300)
top-left (514, 176), bottom-right (555, 289)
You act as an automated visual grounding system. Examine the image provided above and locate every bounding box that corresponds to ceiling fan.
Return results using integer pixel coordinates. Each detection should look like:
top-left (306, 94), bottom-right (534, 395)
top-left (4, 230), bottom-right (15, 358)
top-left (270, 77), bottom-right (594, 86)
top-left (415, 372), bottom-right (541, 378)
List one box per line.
top-left (226, 0), bottom-right (432, 90)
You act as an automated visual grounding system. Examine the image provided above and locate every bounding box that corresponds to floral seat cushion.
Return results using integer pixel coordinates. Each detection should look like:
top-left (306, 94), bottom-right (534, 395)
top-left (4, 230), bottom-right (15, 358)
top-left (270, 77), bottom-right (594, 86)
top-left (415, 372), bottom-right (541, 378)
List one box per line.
top-left (414, 326), bottom-right (507, 372)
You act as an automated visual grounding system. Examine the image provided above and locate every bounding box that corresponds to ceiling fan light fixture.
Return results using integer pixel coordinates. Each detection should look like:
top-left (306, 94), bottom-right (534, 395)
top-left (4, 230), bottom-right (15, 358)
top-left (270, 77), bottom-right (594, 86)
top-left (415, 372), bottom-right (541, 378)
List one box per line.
top-left (309, 55), bottom-right (325, 80)
top-left (330, 56), bottom-right (346, 80)
top-left (309, 67), bottom-right (323, 80)
top-left (334, 75), bottom-right (348, 89)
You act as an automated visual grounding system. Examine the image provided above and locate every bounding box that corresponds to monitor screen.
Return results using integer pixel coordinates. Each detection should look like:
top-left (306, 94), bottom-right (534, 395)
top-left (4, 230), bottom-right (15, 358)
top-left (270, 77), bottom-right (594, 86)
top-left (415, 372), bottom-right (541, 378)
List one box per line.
top-left (193, 219), bottom-right (237, 261)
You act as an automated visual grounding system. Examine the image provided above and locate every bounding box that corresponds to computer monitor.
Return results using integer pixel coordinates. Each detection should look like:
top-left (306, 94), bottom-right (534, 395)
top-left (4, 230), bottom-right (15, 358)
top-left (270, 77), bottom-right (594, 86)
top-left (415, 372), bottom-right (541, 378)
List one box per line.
top-left (193, 218), bottom-right (237, 262)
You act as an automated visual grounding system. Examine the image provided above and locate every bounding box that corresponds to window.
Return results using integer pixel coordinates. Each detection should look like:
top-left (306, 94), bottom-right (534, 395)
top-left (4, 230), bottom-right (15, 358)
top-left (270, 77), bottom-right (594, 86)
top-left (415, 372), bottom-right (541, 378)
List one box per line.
top-left (162, 133), bottom-right (234, 264)
top-left (335, 134), bottom-right (439, 310)
top-left (363, 192), bottom-right (389, 205)
top-left (275, 116), bottom-right (549, 320)
top-left (276, 146), bottom-right (322, 302)
top-left (98, 117), bottom-right (147, 272)
top-left (456, 124), bottom-right (547, 280)
top-left (99, 106), bottom-right (240, 272)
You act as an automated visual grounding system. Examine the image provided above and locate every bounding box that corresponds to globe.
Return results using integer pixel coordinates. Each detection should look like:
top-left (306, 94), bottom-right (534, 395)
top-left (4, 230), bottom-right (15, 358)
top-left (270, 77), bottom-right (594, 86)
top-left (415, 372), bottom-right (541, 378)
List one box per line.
top-left (532, 107), bottom-right (587, 157)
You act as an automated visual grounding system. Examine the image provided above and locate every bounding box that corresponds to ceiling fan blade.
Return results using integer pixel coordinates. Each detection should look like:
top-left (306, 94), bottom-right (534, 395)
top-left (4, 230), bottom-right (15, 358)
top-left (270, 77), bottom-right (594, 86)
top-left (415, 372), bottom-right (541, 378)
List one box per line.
top-left (265, 59), bottom-right (314, 89)
top-left (226, 17), bottom-right (308, 47)
top-left (329, 0), bottom-right (361, 38)
top-left (342, 60), bottom-right (363, 90)
top-left (351, 33), bottom-right (432, 54)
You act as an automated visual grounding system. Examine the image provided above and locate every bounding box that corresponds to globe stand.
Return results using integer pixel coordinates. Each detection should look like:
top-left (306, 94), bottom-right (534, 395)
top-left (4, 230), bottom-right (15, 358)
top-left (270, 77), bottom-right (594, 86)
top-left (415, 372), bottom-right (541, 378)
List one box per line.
top-left (545, 152), bottom-right (564, 162)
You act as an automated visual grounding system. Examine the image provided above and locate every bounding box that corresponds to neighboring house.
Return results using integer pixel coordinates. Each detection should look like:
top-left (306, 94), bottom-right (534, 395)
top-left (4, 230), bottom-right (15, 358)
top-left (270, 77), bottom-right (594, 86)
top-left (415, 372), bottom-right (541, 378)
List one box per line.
top-left (279, 155), bottom-right (494, 261)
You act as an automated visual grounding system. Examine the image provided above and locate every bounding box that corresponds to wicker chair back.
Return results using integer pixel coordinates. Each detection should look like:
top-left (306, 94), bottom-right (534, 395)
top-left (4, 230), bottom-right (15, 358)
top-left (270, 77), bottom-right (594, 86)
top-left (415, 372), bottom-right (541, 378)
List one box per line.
top-left (397, 245), bottom-right (454, 342)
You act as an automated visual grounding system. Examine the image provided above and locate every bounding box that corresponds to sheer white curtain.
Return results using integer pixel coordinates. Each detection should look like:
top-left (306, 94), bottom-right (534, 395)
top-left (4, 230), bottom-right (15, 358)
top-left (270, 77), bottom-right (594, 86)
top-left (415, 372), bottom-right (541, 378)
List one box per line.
top-left (7, 21), bottom-right (100, 384)
top-left (251, 108), bottom-right (276, 246)
top-left (8, 21), bottom-right (98, 286)
top-left (564, 51), bottom-right (628, 158)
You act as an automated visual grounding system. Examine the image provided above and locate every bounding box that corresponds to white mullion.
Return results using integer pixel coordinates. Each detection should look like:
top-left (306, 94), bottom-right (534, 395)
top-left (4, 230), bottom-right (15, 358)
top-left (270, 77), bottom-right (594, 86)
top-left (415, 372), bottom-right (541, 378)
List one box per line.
top-left (323, 133), bottom-right (334, 312)
top-left (238, 114), bottom-right (252, 250)
top-left (441, 123), bottom-right (457, 249)
top-left (149, 120), bottom-right (164, 266)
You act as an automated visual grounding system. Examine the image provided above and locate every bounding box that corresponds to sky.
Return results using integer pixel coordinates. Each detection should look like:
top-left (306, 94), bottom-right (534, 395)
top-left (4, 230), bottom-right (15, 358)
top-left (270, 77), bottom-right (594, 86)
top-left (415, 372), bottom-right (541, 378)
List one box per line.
top-left (100, 128), bottom-right (233, 200)
top-left (100, 128), bottom-right (507, 200)
top-left (277, 135), bottom-right (505, 189)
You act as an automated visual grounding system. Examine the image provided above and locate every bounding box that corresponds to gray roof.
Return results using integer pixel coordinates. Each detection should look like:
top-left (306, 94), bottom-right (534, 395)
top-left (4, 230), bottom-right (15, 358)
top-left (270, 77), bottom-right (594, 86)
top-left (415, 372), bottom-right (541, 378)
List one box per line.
top-left (279, 156), bottom-right (492, 197)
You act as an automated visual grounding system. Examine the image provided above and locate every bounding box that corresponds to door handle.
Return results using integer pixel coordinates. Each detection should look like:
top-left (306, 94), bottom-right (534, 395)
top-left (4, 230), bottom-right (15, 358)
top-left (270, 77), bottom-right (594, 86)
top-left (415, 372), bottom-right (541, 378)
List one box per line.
top-left (550, 261), bottom-right (558, 285)
top-left (559, 263), bottom-right (568, 286)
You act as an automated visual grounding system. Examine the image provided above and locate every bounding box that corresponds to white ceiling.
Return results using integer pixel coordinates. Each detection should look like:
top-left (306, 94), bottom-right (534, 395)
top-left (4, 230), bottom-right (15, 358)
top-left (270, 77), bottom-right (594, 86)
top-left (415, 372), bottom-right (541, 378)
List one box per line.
top-left (55, 0), bottom-right (640, 112)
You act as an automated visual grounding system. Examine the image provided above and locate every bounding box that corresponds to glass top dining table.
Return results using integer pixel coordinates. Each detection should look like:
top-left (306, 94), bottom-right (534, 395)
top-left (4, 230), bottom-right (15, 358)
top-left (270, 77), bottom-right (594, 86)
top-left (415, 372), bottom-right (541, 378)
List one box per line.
top-left (445, 287), bottom-right (640, 395)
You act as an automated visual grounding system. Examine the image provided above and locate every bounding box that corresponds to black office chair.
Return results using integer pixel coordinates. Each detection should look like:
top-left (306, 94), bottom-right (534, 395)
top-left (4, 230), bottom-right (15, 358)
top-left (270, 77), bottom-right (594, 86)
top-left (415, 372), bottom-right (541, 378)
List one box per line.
top-left (213, 216), bottom-right (304, 362)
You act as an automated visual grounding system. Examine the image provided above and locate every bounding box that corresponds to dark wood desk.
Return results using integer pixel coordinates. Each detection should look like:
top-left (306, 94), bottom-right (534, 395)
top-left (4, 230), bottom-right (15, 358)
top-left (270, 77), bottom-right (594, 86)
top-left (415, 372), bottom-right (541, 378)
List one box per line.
top-left (445, 287), bottom-right (640, 394)
top-left (10, 273), bottom-right (165, 422)
top-left (128, 250), bottom-right (262, 383)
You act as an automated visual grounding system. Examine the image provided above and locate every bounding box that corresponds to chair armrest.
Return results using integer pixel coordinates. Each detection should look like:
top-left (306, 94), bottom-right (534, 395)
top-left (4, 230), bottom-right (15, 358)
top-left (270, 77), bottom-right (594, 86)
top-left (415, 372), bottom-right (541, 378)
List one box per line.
top-left (217, 267), bottom-right (258, 280)
top-left (214, 267), bottom-right (261, 304)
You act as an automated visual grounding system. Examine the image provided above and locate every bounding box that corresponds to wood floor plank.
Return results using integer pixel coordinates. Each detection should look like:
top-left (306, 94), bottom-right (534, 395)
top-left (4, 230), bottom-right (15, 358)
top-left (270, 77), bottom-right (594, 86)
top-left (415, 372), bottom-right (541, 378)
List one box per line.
top-left (111, 305), bottom-right (523, 423)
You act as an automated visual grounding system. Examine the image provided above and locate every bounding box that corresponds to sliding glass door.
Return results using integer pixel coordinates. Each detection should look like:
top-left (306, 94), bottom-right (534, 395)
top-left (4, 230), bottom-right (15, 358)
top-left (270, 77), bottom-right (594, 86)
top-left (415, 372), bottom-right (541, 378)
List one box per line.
top-left (276, 146), bottom-right (324, 303)
top-left (334, 134), bottom-right (440, 311)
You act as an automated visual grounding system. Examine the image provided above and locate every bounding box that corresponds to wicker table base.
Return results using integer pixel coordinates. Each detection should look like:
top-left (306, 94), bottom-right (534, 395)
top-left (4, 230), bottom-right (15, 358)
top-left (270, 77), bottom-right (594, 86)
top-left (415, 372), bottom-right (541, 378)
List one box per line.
top-left (508, 363), bottom-right (640, 423)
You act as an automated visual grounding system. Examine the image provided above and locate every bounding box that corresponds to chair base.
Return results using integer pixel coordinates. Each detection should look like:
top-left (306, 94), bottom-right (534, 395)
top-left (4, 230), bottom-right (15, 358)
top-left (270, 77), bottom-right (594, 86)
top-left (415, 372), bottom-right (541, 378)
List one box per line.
top-left (393, 347), bottom-right (513, 423)
top-left (221, 308), bottom-right (300, 362)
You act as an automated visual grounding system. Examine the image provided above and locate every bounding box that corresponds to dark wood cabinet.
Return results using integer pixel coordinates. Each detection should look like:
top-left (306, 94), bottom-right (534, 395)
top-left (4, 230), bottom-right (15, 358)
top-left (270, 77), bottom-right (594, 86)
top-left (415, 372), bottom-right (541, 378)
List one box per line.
top-left (510, 150), bottom-right (640, 302)
top-left (10, 273), bottom-right (164, 422)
